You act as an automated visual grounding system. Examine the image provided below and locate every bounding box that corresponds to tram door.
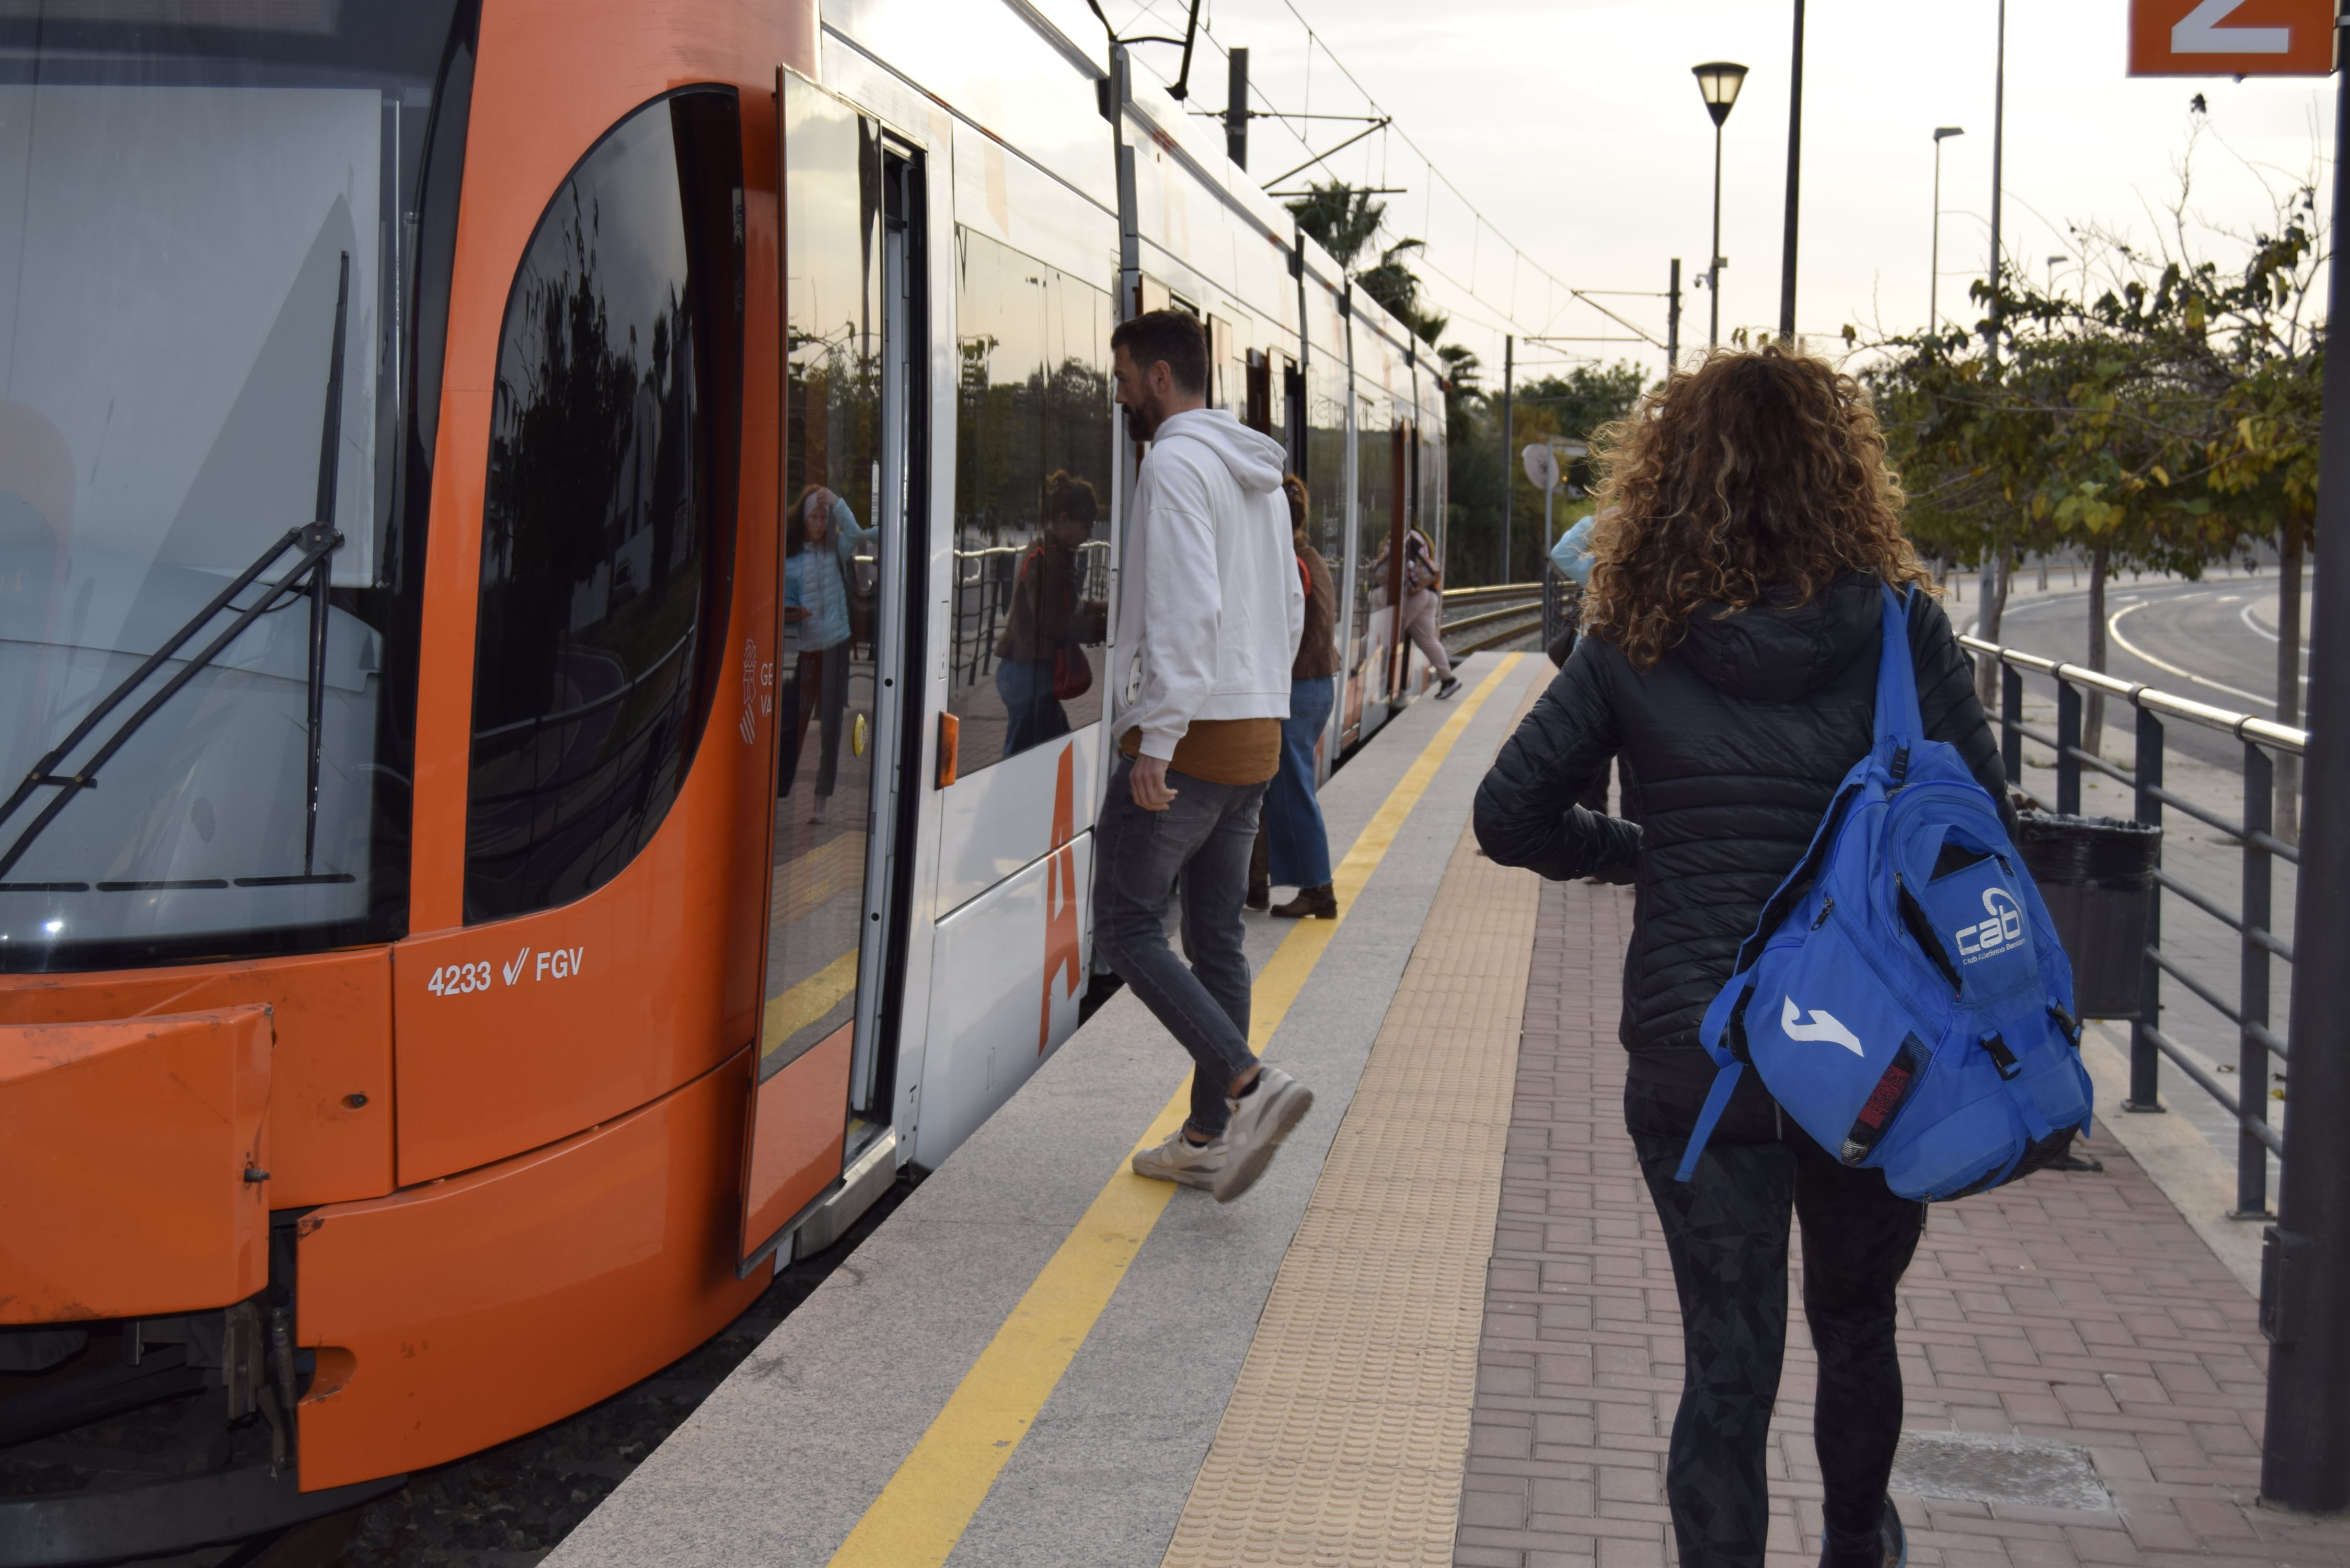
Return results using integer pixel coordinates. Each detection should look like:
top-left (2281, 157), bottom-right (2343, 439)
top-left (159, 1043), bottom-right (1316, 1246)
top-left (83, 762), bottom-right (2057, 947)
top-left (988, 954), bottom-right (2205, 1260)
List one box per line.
top-left (739, 72), bottom-right (922, 1270)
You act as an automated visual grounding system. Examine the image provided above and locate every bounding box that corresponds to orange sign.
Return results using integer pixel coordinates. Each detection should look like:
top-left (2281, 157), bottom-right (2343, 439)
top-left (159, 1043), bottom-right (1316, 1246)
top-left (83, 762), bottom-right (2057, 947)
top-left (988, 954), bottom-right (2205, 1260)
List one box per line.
top-left (2129, 0), bottom-right (2335, 76)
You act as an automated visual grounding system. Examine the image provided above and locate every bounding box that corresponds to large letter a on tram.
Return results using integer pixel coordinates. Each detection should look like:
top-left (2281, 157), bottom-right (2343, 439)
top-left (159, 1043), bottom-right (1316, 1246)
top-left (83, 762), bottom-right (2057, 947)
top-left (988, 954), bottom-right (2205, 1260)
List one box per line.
top-left (1039, 743), bottom-right (1083, 1053)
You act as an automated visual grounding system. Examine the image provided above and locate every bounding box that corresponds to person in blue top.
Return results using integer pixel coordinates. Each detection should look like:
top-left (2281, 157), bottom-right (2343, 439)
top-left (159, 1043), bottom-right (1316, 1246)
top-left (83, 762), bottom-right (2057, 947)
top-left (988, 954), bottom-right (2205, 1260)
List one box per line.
top-left (782, 483), bottom-right (878, 825)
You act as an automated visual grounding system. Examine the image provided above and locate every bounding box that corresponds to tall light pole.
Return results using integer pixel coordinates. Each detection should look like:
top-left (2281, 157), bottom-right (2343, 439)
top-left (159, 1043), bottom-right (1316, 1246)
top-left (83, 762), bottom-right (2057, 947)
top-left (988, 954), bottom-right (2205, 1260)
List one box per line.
top-left (1974, 0), bottom-right (2011, 713)
top-left (1930, 126), bottom-right (1963, 330)
top-left (1987, 0), bottom-right (2007, 355)
top-left (1692, 61), bottom-right (1748, 350)
top-left (1778, 1), bottom-right (1805, 344)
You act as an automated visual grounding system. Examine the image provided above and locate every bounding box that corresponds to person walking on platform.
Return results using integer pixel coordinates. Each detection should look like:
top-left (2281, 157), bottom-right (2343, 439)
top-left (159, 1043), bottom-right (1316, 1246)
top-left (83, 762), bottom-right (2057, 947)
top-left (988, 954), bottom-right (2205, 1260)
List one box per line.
top-left (1473, 345), bottom-right (2012, 1568)
top-left (1396, 522), bottom-right (1461, 699)
top-left (1095, 308), bottom-right (1311, 1203)
top-left (1248, 474), bottom-right (1341, 919)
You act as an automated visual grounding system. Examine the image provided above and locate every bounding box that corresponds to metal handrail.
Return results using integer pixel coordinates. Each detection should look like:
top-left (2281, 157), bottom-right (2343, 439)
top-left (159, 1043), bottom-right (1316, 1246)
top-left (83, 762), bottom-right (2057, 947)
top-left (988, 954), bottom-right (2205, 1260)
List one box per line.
top-left (1964, 631), bottom-right (2299, 1225)
top-left (1959, 634), bottom-right (2307, 754)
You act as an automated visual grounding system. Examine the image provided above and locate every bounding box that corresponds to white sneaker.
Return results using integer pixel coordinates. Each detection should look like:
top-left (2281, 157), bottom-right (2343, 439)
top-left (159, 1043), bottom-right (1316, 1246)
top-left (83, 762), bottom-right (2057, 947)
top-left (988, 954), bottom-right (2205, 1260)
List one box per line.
top-left (1212, 1067), bottom-right (1314, 1203)
top-left (1132, 1126), bottom-right (1226, 1189)
top-left (809, 795), bottom-right (830, 825)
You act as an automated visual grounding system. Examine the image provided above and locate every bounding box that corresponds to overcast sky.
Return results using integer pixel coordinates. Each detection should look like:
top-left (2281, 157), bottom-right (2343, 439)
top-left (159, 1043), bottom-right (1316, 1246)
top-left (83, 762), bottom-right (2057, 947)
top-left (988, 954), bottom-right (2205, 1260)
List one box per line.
top-left (1112, 0), bottom-right (2337, 386)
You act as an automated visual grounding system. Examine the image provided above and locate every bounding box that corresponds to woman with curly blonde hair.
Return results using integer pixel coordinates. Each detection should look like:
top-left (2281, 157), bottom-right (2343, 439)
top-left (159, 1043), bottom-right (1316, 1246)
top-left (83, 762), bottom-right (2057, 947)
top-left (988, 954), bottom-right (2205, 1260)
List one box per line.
top-left (1477, 346), bottom-right (2012, 1568)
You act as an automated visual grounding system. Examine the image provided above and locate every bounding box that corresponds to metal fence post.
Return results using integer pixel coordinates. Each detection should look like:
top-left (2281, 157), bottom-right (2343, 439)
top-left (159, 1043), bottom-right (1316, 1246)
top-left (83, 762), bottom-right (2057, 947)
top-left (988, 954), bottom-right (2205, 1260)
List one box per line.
top-left (2001, 663), bottom-right (2023, 787)
top-left (2262, 55), bottom-right (2350, 1513)
top-left (2239, 742), bottom-right (2274, 1219)
top-left (2127, 703), bottom-right (2164, 1112)
top-left (2057, 681), bottom-right (2082, 815)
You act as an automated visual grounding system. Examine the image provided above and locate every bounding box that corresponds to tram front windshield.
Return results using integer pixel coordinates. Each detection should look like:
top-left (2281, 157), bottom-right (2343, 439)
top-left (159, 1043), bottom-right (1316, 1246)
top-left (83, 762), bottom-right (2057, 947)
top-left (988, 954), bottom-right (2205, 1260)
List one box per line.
top-left (0, 4), bottom-right (465, 972)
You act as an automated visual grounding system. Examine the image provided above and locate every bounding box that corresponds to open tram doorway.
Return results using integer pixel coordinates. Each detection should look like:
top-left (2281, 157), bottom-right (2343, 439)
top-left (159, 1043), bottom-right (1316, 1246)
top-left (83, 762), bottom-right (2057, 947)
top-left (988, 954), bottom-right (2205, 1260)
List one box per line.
top-left (739, 73), bottom-right (926, 1273)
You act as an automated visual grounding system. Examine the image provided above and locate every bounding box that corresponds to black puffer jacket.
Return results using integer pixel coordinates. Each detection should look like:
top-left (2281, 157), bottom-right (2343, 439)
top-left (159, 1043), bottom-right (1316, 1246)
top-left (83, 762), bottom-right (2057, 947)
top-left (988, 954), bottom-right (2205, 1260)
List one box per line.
top-left (1475, 571), bottom-right (2011, 1085)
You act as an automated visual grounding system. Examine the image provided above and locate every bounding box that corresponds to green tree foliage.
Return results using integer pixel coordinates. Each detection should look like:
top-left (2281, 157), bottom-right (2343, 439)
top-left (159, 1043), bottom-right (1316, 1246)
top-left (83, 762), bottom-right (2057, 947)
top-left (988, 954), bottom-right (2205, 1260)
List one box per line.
top-left (1864, 128), bottom-right (2320, 752)
top-left (1286, 180), bottom-right (1386, 270)
top-left (1868, 136), bottom-right (2321, 581)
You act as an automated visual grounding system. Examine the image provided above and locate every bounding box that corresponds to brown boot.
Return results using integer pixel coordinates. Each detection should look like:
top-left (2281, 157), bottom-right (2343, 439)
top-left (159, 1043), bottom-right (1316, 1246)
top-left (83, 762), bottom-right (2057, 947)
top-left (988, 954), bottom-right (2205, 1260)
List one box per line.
top-left (1270, 883), bottom-right (1338, 920)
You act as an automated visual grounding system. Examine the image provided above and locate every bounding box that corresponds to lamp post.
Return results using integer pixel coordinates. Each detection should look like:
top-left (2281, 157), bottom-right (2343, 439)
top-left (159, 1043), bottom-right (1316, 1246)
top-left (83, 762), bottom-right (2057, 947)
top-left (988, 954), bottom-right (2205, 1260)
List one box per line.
top-left (1930, 126), bottom-right (1963, 330)
top-left (1692, 61), bottom-right (1748, 350)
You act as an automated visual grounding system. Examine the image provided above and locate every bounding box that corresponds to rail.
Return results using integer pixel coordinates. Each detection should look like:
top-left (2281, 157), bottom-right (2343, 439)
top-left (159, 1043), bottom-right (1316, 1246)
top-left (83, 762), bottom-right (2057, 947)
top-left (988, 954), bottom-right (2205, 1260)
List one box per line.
top-left (1959, 633), bottom-right (2305, 1224)
top-left (1439, 581), bottom-right (1542, 608)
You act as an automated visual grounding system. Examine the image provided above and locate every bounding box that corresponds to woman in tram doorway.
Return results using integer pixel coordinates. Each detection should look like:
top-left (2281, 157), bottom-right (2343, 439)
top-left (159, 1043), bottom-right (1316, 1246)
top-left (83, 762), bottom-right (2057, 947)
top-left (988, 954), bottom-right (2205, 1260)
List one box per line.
top-left (782, 483), bottom-right (877, 824)
top-left (1250, 474), bottom-right (1341, 917)
top-left (993, 470), bottom-right (1105, 757)
top-left (1474, 345), bottom-right (2013, 1568)
top-left (1397, 520), bottom-right (1461, 700)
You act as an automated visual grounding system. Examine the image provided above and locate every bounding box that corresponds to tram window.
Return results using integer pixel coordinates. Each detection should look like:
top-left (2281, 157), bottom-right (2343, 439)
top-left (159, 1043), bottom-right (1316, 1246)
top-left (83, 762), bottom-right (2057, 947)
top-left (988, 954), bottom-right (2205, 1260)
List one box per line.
top-left (945, 228), bottom-right (1113, 775)
top-left (0, 2), bottom-right (473, 972)
top-left (464, 89), bottom-right (745, 921)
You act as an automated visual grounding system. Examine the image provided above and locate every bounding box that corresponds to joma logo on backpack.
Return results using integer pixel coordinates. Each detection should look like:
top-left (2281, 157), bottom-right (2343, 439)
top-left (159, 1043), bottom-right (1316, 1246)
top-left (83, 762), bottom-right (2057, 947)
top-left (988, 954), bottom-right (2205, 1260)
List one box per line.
top-left (1954, 887), bottom-right (2025, 963)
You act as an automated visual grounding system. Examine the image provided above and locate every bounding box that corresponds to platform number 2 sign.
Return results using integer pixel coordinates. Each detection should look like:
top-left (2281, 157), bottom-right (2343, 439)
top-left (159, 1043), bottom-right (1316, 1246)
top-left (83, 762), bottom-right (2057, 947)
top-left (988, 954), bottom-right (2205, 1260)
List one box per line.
top-left (2128, 0), bottom-right (2335, 75)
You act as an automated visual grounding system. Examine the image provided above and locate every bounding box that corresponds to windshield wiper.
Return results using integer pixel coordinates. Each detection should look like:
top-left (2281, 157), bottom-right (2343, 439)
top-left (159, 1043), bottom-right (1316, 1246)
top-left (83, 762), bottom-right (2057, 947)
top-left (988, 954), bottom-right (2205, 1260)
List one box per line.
top-left (0, 253), bottom-right (352, 889)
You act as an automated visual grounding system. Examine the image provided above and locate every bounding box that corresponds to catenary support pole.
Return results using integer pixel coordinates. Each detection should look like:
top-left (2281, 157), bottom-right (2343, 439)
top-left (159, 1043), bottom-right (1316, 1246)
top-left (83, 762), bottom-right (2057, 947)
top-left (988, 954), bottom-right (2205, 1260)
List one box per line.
top-left (1500, 334), bottom-right (1514, 583)
top-left (2260, 53), bottom-right (2350, 1516)
top-left (1225, 48), bottom-right (1248, 168)
top-left (1778, 0), bottom-right (1804, 344)
top-left (1668, 258), bottom-right (1682, 370)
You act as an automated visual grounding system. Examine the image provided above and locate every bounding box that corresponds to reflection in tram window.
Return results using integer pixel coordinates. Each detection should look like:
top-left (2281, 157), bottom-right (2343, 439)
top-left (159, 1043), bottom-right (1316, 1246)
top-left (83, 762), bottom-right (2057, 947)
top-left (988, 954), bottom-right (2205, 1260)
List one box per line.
top-left (465, 90), bottom-right (744, 921)
top-left (765, 83), bottom-right (888, 1078)
top-left (947, 228), bottom-right (1113, 773)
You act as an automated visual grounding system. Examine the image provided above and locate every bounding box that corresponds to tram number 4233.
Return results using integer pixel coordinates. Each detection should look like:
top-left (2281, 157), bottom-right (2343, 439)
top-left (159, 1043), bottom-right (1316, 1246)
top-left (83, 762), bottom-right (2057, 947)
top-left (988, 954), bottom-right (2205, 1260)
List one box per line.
top-left (424, 945), bottom-right (588, 998)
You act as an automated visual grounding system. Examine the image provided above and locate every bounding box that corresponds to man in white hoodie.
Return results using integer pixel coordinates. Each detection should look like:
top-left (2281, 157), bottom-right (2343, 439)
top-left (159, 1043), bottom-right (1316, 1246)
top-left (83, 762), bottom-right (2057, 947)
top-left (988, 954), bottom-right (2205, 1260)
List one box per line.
top-left (1096, 309), bottom-right (1311, 1203)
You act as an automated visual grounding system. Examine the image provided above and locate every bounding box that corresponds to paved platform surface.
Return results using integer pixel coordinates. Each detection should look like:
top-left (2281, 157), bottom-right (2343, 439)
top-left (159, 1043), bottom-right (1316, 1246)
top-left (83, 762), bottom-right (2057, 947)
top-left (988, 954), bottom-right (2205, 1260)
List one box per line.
top-left (550, 637), bottom-right (2346, 1568)
top-left (547, 653), bottom-right (1551, 1568)
top-left (1460, 874), bottom-right (2350, 1568)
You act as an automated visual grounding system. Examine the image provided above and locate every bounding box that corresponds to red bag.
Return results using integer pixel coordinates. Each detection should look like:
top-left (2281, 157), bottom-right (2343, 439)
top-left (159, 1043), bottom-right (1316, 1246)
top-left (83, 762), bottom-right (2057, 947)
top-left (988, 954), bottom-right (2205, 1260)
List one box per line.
top-left (1052, 644), bottom-right (1093, 700)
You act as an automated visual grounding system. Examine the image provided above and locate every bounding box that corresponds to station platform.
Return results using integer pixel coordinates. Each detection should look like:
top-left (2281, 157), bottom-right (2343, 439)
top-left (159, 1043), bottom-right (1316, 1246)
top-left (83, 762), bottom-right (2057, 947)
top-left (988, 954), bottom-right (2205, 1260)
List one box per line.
top-left (546, 652), bottom-right (2350, 1568)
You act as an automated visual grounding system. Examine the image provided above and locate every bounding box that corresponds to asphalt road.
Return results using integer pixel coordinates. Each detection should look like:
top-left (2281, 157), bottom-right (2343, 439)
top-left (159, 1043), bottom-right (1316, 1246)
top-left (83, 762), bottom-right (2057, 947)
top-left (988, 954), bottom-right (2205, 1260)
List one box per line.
top-left (1968, 572), bottom-right (2313, 771)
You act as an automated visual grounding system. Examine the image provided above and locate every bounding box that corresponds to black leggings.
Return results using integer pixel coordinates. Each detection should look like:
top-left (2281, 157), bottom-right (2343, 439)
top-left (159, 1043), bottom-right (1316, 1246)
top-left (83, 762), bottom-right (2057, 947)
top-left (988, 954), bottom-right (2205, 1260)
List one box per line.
top-left (1625, 1073), bottom-right (1926, 1568)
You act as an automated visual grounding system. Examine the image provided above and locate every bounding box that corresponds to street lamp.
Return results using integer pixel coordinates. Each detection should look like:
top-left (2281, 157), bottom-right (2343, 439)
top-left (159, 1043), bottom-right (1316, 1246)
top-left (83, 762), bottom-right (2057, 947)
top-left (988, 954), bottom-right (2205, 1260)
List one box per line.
top-left (1930, 125), bottom-right (1964, 330)
top-left (1692, 60), bottom-right (1748, 350)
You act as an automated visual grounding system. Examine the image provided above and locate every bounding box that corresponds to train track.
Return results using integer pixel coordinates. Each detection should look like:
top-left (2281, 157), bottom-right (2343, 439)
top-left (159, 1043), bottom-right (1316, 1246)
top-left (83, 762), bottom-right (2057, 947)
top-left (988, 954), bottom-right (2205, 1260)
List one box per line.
top-left (1441, 583), bottom-right (1546, 658)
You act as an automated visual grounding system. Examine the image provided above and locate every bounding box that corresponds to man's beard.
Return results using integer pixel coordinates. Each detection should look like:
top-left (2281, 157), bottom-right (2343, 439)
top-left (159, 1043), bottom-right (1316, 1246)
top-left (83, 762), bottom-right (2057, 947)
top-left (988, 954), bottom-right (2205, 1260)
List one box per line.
top-left (1120, 401), bottom-right (1157, 442)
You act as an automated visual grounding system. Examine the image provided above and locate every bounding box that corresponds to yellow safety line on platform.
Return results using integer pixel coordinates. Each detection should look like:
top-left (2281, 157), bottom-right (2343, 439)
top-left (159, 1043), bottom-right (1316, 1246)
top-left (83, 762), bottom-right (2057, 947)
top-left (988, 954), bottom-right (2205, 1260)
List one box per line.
top-left (824, 655), bottom-right (1525, 1568)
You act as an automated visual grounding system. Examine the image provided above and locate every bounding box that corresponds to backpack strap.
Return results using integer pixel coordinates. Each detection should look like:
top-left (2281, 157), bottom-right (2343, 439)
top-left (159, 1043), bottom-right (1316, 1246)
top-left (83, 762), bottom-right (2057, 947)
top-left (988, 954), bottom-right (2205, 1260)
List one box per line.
top-left (1876, 584), bottom-right (1924, 748)
top-left (1673, 1057), bottom-right (1746, 1183)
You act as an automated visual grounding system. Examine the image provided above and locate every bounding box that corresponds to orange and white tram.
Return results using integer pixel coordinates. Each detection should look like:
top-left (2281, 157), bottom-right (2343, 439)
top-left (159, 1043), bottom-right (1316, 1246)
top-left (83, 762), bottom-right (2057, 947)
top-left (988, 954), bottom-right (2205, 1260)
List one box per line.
top-left (0, 1), bottom-right (1446, 1554)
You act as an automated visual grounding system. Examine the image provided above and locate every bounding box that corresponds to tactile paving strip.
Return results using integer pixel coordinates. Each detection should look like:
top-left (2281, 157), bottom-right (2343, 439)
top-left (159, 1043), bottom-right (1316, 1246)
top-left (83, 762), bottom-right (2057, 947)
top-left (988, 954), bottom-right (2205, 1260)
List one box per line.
top-left (1160, 814), bottom-right (1543, 1566)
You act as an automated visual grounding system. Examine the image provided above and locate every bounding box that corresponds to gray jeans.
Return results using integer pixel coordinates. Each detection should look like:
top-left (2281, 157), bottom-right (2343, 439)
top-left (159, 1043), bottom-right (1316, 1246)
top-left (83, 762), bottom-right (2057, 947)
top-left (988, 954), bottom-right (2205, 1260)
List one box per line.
top-left (1092, 755), bottom-right (1268, 1137)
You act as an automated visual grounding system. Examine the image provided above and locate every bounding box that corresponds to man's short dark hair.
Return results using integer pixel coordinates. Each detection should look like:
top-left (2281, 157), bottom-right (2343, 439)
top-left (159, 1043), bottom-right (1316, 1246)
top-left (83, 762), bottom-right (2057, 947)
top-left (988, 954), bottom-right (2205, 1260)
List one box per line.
top-left (1110, 308), bottom-right (1208, 397)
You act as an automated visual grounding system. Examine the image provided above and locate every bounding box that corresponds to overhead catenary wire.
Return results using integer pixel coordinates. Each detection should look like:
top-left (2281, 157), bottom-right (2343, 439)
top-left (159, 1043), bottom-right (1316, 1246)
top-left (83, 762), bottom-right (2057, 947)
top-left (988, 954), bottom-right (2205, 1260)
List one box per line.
top-left (1103, 0), bottom-right (1646, 372)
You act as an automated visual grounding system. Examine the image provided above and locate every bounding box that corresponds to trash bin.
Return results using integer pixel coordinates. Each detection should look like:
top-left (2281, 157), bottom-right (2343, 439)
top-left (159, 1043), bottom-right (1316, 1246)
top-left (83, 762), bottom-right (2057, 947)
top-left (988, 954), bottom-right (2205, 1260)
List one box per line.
top-left (2014, 810), bottom-right (2162, 1019)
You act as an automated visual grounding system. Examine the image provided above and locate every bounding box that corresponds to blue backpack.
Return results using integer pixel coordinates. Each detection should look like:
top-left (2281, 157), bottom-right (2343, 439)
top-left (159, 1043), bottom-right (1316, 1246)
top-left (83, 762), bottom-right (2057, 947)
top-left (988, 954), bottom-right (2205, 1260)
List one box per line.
top-left (1676, 586), bottom-right (2095, 1201)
